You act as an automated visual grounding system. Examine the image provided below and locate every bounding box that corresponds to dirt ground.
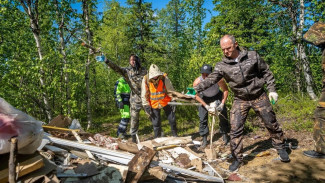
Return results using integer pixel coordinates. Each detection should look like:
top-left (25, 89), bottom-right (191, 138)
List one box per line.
top-left (194, 129), bottom-right (325, 183)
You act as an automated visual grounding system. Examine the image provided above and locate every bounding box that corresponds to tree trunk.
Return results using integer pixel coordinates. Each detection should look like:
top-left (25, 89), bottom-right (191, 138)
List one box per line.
top-left (297, 0), bottom-right (317, 100)
top-left (54, 0), bottom-right (71, 116)
top-left (82, 0), bottom-right (93, 130)
top-left (19, 0), bottom-right (52, 121)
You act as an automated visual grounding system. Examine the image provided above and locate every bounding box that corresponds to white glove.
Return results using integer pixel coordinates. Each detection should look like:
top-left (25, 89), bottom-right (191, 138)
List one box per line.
top-left (216, 103), bottom-right (224, 112)
top-left (205, 105), bottom-right (216, 114)
top-left (268, 92), bottom-right (278, 103)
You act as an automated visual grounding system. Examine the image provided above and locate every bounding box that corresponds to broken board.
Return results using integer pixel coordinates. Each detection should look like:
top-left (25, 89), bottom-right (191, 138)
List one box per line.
top-left (0, 153), bottom-right (44, 183)
top-left (126, 146), bottom-right (156, 183)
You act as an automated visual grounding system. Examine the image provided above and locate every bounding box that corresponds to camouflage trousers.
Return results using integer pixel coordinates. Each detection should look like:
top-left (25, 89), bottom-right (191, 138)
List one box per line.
top-left (130, 103), bottom-right (143, 136)
top-left (313, 107), bottom-right (325, 154)
top-left (230, 92), bottom-right (284, 162)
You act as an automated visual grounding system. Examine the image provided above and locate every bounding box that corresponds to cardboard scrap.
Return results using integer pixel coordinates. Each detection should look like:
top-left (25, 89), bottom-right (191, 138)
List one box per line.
top-left (167, 147), bottom-right (199, 160)
top-left (48, 115), bottom-right (72, 128)
top-left (148, 166), bottom-right (167, 181)
top-left (191, 158), bottom-right (203, 172)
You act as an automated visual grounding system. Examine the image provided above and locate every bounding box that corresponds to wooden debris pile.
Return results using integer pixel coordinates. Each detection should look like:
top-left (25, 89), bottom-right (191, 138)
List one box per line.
top-left (0, 115), bottom-right (236, 183)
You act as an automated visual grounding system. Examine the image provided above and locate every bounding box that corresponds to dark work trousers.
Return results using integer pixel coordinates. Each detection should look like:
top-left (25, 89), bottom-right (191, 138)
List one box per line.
top-left (117, 118), bottom-right (129, 136)
top-left (230, 92), bottom-right (285, 162)
top-left (198, 91), bottom-right (230, 136)
top-left (151, 104), bottom-right (177, 138)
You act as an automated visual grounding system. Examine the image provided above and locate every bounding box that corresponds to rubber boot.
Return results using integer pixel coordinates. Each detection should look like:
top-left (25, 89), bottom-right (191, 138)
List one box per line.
top-left (172, 130), bottom-right (178, 137)
top-left (201, 135), bottom-right (207, 148)
top-left (222, 133), bottom-right (230, 145)
top-left (131, 135), bottom-right (137, 143)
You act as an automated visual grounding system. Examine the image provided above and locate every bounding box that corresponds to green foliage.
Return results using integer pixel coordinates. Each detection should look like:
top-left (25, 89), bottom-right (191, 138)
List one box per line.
top-left (0, 0), bottom-right (322, 134)
top-left (274, 93), bottom-right (316, 131)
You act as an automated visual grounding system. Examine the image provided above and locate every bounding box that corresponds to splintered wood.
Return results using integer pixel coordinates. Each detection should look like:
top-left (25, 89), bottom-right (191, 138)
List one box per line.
top-left (126, 146), bottom-right (156, 183)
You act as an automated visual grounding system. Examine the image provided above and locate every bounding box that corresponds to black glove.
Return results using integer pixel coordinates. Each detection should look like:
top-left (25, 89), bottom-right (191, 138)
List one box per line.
top-left (118, 102), bottom-right (124, 109)
top-left (144, 105), bottom-right (152, 116)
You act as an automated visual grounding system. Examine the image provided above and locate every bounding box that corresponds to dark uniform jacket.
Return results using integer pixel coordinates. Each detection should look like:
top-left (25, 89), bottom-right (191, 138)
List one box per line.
top-left (195, 47), bottom-right (276, 100)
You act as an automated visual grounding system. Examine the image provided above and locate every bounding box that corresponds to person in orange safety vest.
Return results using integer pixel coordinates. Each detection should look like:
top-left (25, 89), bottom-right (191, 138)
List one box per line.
top-left (141, 64), bottom-right (177, 138)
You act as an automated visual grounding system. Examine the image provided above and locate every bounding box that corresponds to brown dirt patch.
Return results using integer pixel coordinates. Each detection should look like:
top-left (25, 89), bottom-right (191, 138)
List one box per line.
top-left (203, 129), bottom-right (325, 182)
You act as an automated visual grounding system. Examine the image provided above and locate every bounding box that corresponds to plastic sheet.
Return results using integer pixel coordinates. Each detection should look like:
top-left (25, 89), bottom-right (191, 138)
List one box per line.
top-left (0, 97), bottom-right (43, 154)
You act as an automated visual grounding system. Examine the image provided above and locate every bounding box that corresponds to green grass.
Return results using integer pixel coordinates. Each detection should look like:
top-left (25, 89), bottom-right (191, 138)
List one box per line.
top-left (274, 93), bottom-right (316, 132)
top-left (86, 93), bottom-right (317, 138)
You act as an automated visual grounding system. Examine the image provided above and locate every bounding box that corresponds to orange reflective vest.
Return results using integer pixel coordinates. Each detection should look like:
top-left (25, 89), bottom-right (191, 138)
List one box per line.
top-left (148, 74), bottom-right (171, 109)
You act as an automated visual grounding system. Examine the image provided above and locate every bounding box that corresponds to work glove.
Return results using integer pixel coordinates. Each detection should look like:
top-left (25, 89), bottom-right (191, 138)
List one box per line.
top-left (216, 103), bottom-right (224, 112)
top-left (268, 92), bottom-right (278, 104)
top-left (95, 55), bottom-right (106, 62)
top-left (204, 105), bottom-right (215, 114)
top-left (118, 101), bottom-right (124, 109)
top-left (144, 105), bottom-right (152, 117)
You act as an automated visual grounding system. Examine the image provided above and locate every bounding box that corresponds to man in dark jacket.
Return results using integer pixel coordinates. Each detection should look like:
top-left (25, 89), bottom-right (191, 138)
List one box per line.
top-left (194, 35), bottom-right (289, 172)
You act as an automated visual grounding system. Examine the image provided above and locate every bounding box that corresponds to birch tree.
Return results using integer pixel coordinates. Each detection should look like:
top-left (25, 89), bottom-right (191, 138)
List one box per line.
top-left (270, 0), bottom-right (317, 100)
top-left (19, 0), bottom-right (52, 121)
top-left (81, 0), bottom-right (93, 130)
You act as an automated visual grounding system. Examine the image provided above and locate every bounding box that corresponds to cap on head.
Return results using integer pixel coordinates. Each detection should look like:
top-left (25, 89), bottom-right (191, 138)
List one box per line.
top-left (200, 64), bottom-right (212, 74)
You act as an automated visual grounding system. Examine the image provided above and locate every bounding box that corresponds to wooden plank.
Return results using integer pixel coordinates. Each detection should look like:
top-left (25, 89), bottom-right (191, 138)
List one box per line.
top-left (126, 146), bottom-right (156, 183)
top-left (71, 130), bottom-right (95, 159)
top-left (0, 154), bottom-right (44, 183)
top-left (117, 141), bottom-right (139, 154)
top-left (43, 125), bottom-right (80, 132)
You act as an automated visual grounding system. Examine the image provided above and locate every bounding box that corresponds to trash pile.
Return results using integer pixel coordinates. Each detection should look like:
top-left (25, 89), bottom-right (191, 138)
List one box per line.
top-left (36, 124), bottom-right (226, 182)
top-left (1, 97), bottom-right (280, 183)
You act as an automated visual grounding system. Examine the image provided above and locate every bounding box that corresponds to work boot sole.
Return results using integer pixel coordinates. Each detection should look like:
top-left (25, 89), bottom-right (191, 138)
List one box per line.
top-left (303, 150), bottom-right (325, 159)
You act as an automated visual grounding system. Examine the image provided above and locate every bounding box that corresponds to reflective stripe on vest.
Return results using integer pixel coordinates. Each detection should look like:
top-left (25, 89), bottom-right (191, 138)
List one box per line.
top-left (149, 78), bottom-right (171, 108)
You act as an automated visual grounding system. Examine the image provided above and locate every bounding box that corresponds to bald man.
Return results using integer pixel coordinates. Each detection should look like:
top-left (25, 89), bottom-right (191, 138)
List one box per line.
top-left (194, 35), bottom-right (289, 172)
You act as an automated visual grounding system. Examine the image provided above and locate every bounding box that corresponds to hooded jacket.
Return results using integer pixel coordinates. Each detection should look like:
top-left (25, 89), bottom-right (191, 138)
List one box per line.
top-left (141, 64), bottom-right (175, 107)
top-left (194, 47), bottom-right (276, 100)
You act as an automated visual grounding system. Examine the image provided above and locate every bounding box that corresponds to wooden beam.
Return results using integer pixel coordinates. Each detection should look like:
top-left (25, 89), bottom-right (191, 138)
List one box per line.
top-left (42, 125), bottom-right (80, 132)
top-left (8, 138), bottom-right (17, 183)
top-left (71, 130), bottom-right (95, 160)
top-left (126, 146), bottom-right (156, 183)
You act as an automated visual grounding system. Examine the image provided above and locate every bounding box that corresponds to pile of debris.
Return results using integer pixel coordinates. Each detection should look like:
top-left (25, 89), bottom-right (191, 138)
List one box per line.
top-left (1, 113), bottom-right (240, 183)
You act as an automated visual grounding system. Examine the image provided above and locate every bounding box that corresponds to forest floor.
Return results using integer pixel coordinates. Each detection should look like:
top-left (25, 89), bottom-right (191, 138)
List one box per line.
top-left (202, 129), bottom-right (325, 183)
top-left (135, 123), bottom-right (324, 182)
top-left (98, 105), bottom-right (324, 182)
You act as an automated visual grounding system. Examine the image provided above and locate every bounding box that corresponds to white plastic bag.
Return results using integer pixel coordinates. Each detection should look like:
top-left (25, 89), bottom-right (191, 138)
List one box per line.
top-left (0, 97), bottom-right (43, 154)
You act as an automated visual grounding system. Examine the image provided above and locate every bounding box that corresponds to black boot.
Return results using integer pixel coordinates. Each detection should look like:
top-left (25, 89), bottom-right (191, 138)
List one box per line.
top-left (131, 135), bottom-right (137, 143)
top-left (201, 135), bottom-right (207, 148)
top-left (277, 149), bottom-right (290, 162)
top-left (222, 133), bottom-right (230, 145)
top-left (172, 130), bottom-right (178, 137)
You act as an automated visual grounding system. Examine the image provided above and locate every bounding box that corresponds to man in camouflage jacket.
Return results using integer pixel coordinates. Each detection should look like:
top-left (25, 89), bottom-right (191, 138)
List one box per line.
top-left (101, 54), bottom-right (148, 143)
top-left (303, 22), bottom-right (325, 159)
top-left (194, 35), bottom-right (289, 172)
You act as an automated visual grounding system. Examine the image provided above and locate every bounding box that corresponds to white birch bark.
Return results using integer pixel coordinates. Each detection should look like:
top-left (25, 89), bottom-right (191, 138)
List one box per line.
top-left (19, 0), bottom-right (52, 121)
top-left (82, 0), bottom-right (93, 130)
top-left (54, 0), bottom-right (71, 115)
top-left (297, 0), bottom-right (317, 100)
